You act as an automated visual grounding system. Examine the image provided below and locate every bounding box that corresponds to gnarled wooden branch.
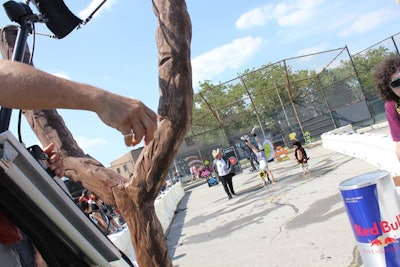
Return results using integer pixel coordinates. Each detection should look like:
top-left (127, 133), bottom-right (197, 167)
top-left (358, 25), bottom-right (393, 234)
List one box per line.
top-left (113, 0), bottom-right (192, 265)
top-left (0, 0), bottom-right (192, 265)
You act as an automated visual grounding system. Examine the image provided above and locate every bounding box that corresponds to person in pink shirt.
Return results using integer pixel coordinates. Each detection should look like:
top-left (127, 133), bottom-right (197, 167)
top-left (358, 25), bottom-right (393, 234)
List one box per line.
top-left (373, 55), bottom-right (400, 161)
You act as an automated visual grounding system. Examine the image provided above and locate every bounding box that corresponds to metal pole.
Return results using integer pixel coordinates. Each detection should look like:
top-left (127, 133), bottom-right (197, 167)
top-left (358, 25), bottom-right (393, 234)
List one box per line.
top-left (190, 127), bottom-right (203, 161)
top-left (345, 45), bottom-right (375, 124)
top-left (198, 92), bottom-right (230, 145)
top-left (316, 75), bottom-right (337, 128)
top-left (392, 36), bottom-right (399, 55)
top-left (240, 76), bottom-right (266, 139)
top-left (272, 78), bottom-right (290, 129)
top-left (282, 60), bottom-right (306, 140)
top-left (0, 22), bottom-right (30, 132)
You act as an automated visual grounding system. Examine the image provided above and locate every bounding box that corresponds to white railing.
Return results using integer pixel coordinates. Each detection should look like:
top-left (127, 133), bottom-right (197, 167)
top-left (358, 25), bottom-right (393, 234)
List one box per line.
top-left (109, 182), bottom-right (185, 266)
top-left (321, 123), bottom-right (400, 176)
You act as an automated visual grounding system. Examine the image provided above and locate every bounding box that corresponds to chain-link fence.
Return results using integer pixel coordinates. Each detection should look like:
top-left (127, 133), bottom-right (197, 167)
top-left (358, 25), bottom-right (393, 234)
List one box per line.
top-left (173, 32), bottom-right (400, 178)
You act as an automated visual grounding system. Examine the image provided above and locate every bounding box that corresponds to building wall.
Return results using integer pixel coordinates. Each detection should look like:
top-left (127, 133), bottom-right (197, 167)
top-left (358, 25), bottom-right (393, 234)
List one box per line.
top-left (110, 149), bottom-right (141, 179)
top-left (110, 139), bottom-right (201, 178)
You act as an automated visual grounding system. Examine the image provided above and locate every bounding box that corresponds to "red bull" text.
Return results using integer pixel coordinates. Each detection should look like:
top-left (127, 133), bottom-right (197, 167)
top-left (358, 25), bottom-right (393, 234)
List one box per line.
top-left (339, 171), bottom-right (400, 267)
top-left (354, 215), bottom-right (400, 236)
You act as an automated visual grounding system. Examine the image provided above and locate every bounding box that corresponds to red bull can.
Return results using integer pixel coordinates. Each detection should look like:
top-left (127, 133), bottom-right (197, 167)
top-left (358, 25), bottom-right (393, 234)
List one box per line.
top-left (338, 171), bottom-right (400, 267)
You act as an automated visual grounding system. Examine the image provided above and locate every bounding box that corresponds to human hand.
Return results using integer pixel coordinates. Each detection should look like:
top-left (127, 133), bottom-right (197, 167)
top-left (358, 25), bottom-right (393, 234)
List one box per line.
top-left (43, 143), bottom-right (65, 178)
top-left (96, 93), bottom-right (158, 147)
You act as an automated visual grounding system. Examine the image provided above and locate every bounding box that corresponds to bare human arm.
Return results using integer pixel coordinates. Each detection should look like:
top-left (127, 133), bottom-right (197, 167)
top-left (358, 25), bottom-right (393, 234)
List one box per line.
top-left (396, 141), bottom-right (400, 161)
top-left (296, 149), bottom-right (303, 163)
top-left (0, 60), bottom-right (157, 147)
top-left (245, 136), bottom-right (258, 154)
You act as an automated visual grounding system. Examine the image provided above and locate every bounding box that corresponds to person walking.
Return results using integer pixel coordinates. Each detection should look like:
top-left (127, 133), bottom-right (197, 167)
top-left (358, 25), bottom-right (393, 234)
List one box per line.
top-left (212, 149), bottom-right (236, 199)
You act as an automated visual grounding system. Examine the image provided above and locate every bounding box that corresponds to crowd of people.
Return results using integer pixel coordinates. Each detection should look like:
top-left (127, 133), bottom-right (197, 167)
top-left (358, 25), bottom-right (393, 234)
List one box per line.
top-left (206, 54), bottom-right (400, 200)
top-left (209, 125), bottom-right (314, 199)
top-left (78, 190), bottom-right (125, 235)
top-left (209, 54), bottom-right (400, 202)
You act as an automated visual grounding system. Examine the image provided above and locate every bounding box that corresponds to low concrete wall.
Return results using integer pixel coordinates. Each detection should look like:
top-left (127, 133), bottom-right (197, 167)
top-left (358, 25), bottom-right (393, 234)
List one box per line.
top-left (155, 182), bottom-right (185, 233)
top-left (109, 182), bottom-right (185, 266)
top-left (321, 123), bottom-right (400, 176)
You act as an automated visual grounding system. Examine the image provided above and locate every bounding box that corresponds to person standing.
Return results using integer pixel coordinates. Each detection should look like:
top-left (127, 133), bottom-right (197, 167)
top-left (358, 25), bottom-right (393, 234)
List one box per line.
top-left (293, 141), bottom-right (310, 175)
top-left (212, 149), bottom-right (236, 199)
top-left (89, 193), bottom-right (122, 235)
top-left (373, 55), bottom-right (400, 161)
top-left (239, 137), bottom-right (259, 172)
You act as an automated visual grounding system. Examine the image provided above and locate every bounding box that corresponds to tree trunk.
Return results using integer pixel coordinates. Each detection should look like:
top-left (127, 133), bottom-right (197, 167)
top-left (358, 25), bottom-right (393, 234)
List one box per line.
top-left (0, 0), bottom-right (192, 265)
top-left (112, 0), bottom-right (192, 265)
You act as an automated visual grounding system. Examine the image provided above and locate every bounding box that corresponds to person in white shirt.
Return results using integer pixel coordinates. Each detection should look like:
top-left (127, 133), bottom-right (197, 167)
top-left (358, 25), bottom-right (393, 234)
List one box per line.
top-left (212, 149), bottom-right (236, 199)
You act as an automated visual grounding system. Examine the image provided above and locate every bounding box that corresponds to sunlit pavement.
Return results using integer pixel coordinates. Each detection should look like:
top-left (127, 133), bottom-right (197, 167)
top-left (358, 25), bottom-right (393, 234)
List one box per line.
top-left (166, 142), bottom-right (384, 267)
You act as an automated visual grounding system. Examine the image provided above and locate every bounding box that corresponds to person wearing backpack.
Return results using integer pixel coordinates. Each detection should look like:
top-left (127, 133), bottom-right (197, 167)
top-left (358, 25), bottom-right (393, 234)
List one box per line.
top-left (293, 141), bottom-right (310, 175)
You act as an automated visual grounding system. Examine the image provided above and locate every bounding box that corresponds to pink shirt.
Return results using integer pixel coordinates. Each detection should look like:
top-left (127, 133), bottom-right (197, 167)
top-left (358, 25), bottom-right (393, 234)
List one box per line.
top-left (385, 100), bottom-right (400, 142)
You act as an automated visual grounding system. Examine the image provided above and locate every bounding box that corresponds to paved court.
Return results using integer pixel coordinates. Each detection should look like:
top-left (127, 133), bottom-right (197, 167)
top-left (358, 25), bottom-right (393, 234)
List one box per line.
top-left (166, 144), bottom-right (381, 267)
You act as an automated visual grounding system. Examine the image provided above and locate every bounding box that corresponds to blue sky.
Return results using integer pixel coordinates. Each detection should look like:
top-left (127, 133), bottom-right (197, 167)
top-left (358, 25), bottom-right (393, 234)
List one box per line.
top-left (1, 0), bottom-right (400, 166)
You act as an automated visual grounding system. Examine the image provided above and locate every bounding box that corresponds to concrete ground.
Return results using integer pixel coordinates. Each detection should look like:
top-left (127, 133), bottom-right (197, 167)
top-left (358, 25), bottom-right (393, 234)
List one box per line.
top-left (166, 143), bottom-right (383, 267)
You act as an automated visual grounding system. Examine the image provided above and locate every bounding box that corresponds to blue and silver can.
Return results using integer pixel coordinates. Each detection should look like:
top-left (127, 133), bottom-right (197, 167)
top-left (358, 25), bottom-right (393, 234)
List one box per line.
top-left (339, 171), bottom-right (400, 267)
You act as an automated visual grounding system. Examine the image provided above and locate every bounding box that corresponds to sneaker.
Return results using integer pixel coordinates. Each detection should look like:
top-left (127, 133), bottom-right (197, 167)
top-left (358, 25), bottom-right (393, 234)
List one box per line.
top-left (228, 195), bottom-right (232, 199)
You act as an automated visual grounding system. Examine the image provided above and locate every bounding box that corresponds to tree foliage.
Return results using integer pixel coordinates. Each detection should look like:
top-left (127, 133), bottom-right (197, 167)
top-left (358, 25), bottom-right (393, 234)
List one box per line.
top-left (192, 46), bottom-right (396, 147)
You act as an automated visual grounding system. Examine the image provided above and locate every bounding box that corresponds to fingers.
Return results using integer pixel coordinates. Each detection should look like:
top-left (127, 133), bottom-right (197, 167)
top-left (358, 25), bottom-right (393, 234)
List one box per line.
top-left (123, 132), bottom-right (144, 147)
top-left (101, 96), bottom-right (157, 147)
top-left (143, 109), bottom-right (157, 145)
top-left (43, 143), bottom-right (55, 155)
top-left (43, 143), bottom-right (65, 178)
top-left (123, 133), bottom-right (134, 146)
top-left (122, 106), bottom-right (157, 147)
top-left (123, 127), bottom-right (144, 147)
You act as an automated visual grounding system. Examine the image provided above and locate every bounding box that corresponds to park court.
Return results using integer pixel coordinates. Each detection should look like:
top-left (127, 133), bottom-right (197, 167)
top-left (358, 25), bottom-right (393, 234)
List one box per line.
top-left (166, 126), bottom-right (392, 267)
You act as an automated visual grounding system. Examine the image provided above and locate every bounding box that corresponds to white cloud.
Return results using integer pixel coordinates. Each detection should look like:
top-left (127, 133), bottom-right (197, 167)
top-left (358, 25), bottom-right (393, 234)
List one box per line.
top-left (338, 8), bottom-right (394, 37)
top-left (191, 36), bottom-right (263, 86)
top-left (277, 9), bottom-right (309, 27)
top-left (236, 5), bottom-right (273, 30)
top-left (75, 136), bottom-right (106, 150)
top-left (236, 0), bottom-right (326, 29)
top-left (78, 0), bottom-right (116, 20)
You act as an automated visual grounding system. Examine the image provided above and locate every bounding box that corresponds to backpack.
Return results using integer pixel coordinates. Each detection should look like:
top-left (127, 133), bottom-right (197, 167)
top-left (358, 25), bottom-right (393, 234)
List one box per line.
top-left (295, 147), bottom-right (309, 163)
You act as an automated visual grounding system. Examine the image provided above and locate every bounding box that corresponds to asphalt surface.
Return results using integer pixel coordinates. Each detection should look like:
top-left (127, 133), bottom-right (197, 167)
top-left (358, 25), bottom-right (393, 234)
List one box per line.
top-left (166, 143), bottom-right (384, 267)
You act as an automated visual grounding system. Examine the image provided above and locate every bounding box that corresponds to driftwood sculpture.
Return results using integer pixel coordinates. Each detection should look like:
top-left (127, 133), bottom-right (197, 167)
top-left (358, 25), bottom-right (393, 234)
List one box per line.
top-left (0, 0), bottom-right (192, 266)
